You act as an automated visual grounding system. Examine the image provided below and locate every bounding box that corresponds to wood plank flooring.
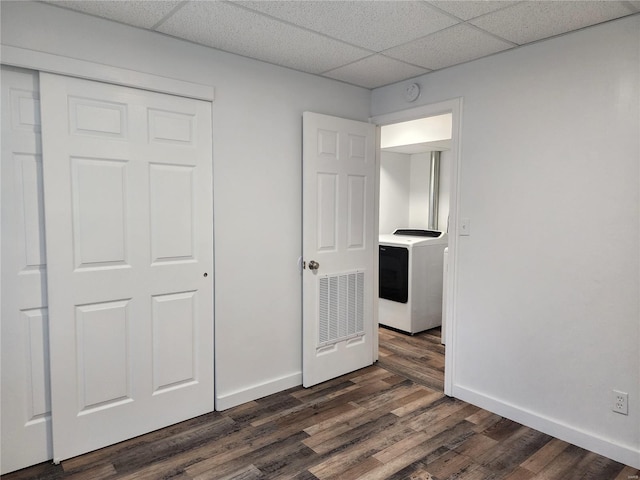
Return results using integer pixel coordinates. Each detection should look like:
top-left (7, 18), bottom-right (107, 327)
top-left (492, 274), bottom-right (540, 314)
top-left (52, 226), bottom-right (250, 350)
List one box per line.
top-left (377, 327), bottom-right (445, 392)
top-left (3, 327), bottom-right (638, 480)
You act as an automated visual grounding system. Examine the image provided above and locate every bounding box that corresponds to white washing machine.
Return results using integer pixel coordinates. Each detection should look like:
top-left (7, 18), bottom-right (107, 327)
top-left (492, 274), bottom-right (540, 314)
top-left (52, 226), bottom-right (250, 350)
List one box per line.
top-left (379, 229), bottom-right (448, 334)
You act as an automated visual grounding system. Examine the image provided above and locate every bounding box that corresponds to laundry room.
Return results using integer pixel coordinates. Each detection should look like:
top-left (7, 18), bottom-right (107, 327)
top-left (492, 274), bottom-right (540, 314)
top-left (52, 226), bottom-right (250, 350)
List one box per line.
top-left (379, 114), bottom-right (452, 236)
top-left (378, 113), bottom-right (452, 343)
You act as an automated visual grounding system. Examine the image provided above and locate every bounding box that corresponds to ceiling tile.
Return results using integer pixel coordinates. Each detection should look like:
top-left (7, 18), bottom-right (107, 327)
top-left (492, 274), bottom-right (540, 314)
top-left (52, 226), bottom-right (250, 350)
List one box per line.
top-left (384, 24), bottom-right (513, 70)
top-left (427, 1), bottom-right (519, 21)
top-left (322, 55), bottom-right (430, 89)
top-left (234, 0), bottom-right (458, 52)
top-left (156, 1), bottom-right (371, 74)
top-left (626, 0), bottom-right (640, 11)
top-left (44, 0), bottom-right (182, 29)
top-left (470, 1), bottom-right (638, 45)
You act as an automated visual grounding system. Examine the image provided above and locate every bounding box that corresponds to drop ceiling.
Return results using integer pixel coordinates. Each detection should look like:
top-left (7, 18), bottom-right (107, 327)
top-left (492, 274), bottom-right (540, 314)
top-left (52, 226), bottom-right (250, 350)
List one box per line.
top-left (43, 0), bottom-right (640, 89)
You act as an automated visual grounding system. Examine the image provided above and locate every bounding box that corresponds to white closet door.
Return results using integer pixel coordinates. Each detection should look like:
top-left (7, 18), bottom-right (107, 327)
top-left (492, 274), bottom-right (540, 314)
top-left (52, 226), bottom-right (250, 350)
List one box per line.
top-left (40, 73), bottom-right (214, 463)
top-left (1, 67), bottom-right (52, 475)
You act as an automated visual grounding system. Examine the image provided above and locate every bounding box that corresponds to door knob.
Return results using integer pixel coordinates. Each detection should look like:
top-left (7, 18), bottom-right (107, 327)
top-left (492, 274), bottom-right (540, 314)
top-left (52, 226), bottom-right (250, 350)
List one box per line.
top-left (308, 260), bottom-right (320, 271)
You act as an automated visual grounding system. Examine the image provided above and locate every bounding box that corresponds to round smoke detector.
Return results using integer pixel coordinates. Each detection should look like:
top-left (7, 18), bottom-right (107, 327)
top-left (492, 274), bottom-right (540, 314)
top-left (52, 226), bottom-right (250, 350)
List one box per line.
top-left (404, 83), bottom-right (420, 102)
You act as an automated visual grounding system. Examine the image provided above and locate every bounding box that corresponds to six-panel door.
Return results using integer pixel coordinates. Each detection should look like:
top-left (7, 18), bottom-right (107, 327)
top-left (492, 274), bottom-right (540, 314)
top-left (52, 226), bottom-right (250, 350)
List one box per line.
top-left (302, 112), bottom-right (377, 387)
top-left (39, 73), bottom-right (214, 463)
top-left (0, 66), bottom-right (53, 475)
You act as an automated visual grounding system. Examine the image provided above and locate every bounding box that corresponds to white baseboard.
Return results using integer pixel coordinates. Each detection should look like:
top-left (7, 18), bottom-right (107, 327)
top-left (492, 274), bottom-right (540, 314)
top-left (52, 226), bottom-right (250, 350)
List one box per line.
top-left (453, 384), bottom-right (640, 470)
top-left (215, 372), bottom-right (302, 411)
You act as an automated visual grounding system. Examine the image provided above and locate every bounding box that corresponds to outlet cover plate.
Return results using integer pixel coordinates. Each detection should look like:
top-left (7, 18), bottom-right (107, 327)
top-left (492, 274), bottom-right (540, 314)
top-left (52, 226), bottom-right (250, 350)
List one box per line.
top-left (612, 390), bottom-right (628, 415)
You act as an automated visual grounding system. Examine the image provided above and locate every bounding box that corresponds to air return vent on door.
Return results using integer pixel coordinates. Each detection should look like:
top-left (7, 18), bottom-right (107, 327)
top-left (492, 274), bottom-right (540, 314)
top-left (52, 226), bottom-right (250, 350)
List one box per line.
top-left (318, 271), bottom-right (364, 346)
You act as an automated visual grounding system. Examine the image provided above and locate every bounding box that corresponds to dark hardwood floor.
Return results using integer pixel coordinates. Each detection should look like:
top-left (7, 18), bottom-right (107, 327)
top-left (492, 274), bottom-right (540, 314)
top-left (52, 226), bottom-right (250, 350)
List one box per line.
top-left (377, 326), bottom-right (445, 392)
top-left (3, 327), bottom-right (638, 480)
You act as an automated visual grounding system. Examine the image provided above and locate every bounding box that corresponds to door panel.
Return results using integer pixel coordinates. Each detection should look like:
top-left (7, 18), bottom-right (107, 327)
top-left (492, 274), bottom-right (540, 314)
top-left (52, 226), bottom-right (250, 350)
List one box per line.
top-left (302, 112), bottom-right (376, 387)
top-left (40, 73), bottom-right (214, 463)
top-left (149, 164), bottom-right (195, 262)
top-left (1, 66), bottom-right (52, 474)
top-left (152, 291), bottom-right (197, 392)
top-left (72, 157), bottom-right (128, 267)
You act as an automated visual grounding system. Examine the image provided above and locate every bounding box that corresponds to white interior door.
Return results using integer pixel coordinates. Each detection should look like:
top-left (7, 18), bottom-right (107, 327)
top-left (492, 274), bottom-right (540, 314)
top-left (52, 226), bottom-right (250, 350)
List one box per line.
top-left (302, 112), bottom-right (377, 387)
top-left (1, 66), bottom-right (52, 474)
top-left (40, 73), bottom-right (214, 463)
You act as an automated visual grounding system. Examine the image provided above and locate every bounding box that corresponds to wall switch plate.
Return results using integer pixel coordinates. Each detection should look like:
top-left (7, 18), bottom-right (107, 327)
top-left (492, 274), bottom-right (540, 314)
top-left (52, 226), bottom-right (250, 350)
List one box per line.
top-left (612, 390), bottom-right (628, 415)
top-left (460, 218), bottom-right (471, 236)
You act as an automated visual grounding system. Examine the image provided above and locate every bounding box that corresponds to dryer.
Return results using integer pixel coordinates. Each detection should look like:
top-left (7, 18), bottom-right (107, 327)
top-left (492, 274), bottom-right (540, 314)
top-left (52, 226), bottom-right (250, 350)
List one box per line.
top-left (379, 229), bottom-right (448, 334)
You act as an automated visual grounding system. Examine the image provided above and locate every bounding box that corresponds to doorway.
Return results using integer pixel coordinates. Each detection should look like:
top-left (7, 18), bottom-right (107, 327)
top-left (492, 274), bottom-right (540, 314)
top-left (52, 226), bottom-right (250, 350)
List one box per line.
top-left (371, 98), bottom-right (462, 396)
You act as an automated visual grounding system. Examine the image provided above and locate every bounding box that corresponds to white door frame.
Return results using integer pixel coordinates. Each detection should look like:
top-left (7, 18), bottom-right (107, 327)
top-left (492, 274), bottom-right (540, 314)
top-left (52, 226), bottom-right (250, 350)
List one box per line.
top-left (371, 97), bottom-right (463, 397)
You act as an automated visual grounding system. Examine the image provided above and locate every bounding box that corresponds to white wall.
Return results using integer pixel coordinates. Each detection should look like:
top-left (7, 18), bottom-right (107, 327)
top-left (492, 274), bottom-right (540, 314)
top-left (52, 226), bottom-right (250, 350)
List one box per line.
top-left (1, 1), bottom-right (371, 410)
top-left (379, 151), bottom-right (410, 234)
top-left (373, 15), bottom-right (640, 468)
top-left (379, 150), bottom-right (450, 234)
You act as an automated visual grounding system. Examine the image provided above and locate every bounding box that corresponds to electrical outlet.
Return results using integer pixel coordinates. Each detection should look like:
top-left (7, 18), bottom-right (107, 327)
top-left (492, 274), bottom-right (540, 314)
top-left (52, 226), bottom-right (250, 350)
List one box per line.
top-left (612, 390), bottom-right (628, 415)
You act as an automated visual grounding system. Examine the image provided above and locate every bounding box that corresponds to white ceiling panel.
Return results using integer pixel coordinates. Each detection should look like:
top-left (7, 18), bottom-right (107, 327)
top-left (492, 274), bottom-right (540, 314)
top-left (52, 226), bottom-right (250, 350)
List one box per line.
top-left (427, 1), bottom-right (519, 21)
top-left (44, 0), bottom-right (183, 29)
top-left (156, 1), bottom-right (371, 74)
top-left (235, 0), bottom-right (458, 52)
top-left (384, 24), bottom-right (514, 71)
top-left (323, 54), bottom-right (430, 89)
top-left (470, 1), bottom-right (638, 45)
